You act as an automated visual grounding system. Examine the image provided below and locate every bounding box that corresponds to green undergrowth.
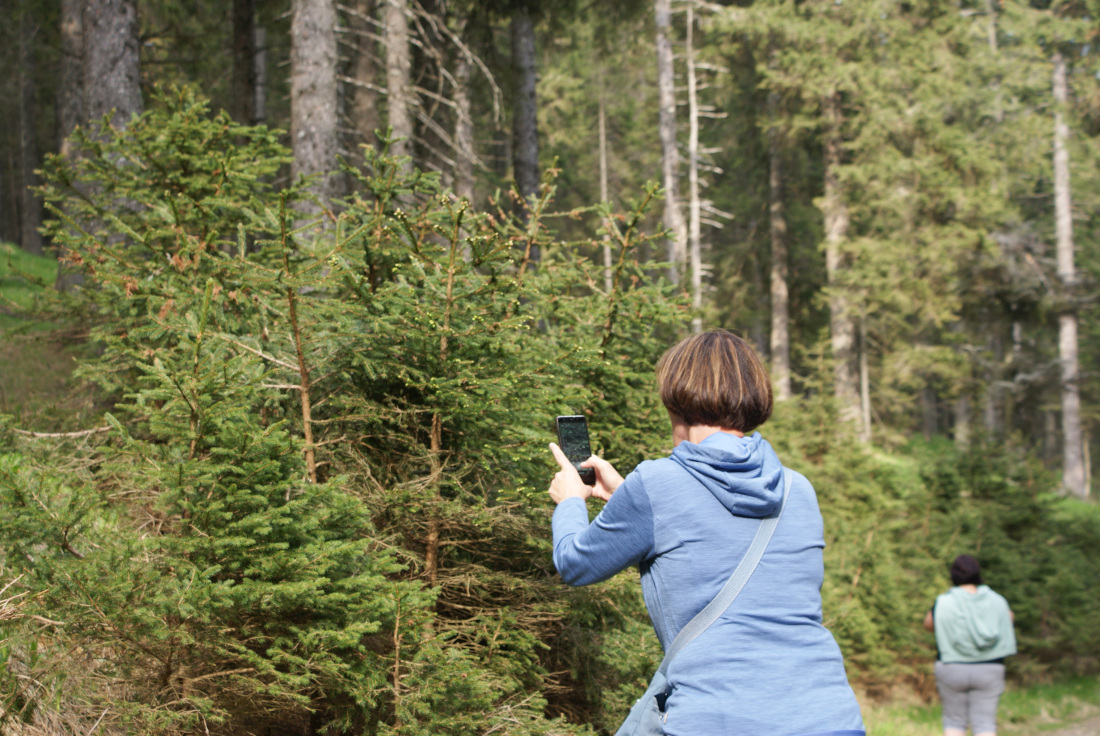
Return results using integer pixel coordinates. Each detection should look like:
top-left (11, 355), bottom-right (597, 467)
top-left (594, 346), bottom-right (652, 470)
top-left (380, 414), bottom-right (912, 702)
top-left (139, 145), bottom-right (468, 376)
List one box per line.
top-left (0, 339), bottom-right (85, 429)
top-left (0, 243), bottom-right (90, 429)
top-left (0, 242), bottom-right (55, 328)
top-left (862, 676), bottom-right (1100, 735)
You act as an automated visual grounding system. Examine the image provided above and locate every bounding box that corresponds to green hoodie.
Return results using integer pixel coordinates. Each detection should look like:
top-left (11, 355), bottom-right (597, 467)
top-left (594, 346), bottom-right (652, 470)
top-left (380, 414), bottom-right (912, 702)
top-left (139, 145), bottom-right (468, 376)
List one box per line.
top-left (934, 585), bottom-right (1016, 663)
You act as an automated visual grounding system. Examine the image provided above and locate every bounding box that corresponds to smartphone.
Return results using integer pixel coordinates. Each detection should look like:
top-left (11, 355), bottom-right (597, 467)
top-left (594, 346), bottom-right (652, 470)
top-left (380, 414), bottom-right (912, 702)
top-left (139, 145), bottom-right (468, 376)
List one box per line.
top-left (556, 415), bottom-right (596, 486)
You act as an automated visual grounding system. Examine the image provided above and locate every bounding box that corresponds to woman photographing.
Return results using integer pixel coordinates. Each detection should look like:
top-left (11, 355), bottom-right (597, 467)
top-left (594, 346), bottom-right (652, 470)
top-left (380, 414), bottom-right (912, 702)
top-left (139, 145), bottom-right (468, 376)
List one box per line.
top-left (547, 330), bottom-right (864, 736)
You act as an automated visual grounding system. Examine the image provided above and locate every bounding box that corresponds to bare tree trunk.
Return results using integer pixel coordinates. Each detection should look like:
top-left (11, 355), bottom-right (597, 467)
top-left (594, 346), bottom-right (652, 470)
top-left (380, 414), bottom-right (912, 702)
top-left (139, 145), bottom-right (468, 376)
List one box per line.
top-left (254, 25), bottom-right (267, 124)
top-left (656, 0), bottom-right (686, 284)
top-left (54, 0), bottom-right (82, 281)
top-left (822, 91), bottom-right (862, 433)
top-left (984, 0), bottom-right (998, 52)
top-left (983, 334), bottom-right (1004, 435)
top-left (83, 0), bottom-right (142, 128)
top-left (350, 0), bottom-right (380, 152)
top-left (454, 38), bottom-right (475, 262)
top-left (1084, 429), bottom-right (1091, 493)
top-left (598, 93), bottom-right (613, 293)
top-left (291, 0), bottom-right (338, 210)
top-left (0, 166), bottom-right (7, 245)
top-left (1053, 52), bottom-right (1086, 498)
top-left (231, 0), bottom-right (256, 124)
top-left (922, 385), bottom-right (937, 440)
top-left (511, 4), bottom-right (539, 232)
top-left (954, 396), bottom-right (971, 449)
top-left (454, 48), bottom-right (474, 203)
top-left (1043, 409), bottom-right (1058, 462)
top-left (767, 80), bottom-right (790, 399)
top-left (18, 0), bottom-right (42, 256)
top-left (686, 6), bottom-right (703, 333)
top-left (859, 318), bottom-right (871, 443)
top-left (750, 245), bottom-right (767, 355)
top-left (58, 0), bottom-right (83, 156)
top-left (58, 0), bottom-right (142, 290)
top-left (231, 0), bottom-right (257, 125)
top-left (383, 0), bottom-right (413, 173)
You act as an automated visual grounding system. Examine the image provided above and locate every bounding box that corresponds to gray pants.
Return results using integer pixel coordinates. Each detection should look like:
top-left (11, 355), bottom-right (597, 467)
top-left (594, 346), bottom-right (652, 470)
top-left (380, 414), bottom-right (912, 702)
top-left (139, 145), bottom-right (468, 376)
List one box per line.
top-left (934, 661), bottom-right (1005, 734)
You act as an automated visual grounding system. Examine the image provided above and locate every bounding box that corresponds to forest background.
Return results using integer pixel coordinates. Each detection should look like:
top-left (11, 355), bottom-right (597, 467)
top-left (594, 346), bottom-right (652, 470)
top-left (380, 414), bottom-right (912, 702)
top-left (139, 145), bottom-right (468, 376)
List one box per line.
top-left (0, 0), bottom-right (1099, 734)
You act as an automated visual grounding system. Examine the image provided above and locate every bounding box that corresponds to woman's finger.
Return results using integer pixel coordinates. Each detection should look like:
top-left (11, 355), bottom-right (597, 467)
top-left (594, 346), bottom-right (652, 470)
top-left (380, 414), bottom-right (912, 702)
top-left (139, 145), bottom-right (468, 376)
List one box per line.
top-left (579, 455), bottom-right (605, 470)
top-left (549, 443), bottom-right (577, 473)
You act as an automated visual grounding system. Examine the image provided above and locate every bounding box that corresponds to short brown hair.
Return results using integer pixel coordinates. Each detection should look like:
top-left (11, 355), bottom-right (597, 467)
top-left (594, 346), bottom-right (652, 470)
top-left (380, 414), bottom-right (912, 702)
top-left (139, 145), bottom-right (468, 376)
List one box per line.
top-left (656, 330), bottom-right (773, 433)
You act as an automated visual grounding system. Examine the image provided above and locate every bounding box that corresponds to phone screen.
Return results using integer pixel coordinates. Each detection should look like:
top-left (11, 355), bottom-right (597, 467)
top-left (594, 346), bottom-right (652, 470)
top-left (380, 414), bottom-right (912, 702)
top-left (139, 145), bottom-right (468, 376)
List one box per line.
top-left (556, 415), bottom-right (596, 485)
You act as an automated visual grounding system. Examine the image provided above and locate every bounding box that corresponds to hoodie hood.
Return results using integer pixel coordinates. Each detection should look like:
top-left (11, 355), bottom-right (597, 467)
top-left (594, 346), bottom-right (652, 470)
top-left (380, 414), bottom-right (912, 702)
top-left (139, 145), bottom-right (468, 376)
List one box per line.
top-left (670, 431), bottom-right (784, 518)
top-left (943, 586), bottom-right (1003, 651)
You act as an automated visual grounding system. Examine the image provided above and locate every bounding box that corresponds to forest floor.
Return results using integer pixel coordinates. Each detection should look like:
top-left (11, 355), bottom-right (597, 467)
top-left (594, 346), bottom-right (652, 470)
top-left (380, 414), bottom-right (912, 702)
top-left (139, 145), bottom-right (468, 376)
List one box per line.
top-left (0, 244), bottom-right (94, 430)
top-left (1036, 714), bottom-right (1100, 736)
top-left (864, 677), bottom-right (1100, 736)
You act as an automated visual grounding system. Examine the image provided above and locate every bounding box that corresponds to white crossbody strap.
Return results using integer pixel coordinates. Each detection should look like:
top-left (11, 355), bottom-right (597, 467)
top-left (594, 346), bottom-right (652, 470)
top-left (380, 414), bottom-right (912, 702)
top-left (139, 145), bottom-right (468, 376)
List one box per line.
top-left (657, 468), bottom-right (793, 675)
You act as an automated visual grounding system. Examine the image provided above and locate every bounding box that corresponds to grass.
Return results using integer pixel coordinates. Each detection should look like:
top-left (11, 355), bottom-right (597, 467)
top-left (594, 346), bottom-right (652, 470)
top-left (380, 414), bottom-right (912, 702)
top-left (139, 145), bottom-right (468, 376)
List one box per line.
top-left (0, 242), bottom-right (94, 429)
top-left (0, 241), bottom-right (57, 329)
top-left (861, 677), bottom-right (1100, 735)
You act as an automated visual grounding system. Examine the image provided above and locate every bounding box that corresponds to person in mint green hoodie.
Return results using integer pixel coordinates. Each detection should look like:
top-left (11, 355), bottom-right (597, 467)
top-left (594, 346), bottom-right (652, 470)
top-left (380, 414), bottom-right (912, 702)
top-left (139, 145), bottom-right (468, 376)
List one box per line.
top-left (923, 555), bottom-right (1016, 736)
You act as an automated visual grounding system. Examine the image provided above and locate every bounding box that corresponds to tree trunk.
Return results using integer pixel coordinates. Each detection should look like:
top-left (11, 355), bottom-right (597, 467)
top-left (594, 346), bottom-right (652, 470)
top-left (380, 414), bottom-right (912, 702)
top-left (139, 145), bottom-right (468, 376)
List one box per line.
top-left (231, 0), bottom-right (257, 125)
top-left (1052, 52), bottom-right (1086, 498)
top-left (767, 82), bottom-right (791, 399)
top-left (58, 0), bottom-right (83, 156)
top-left (18, 0), bottom-right (43, 256)
top-left (1044, 410), bottom-right (1058, 463)
top-left (383, 0), bottom-right (413, 172)
top-left (454, 38), bottom-right (474, 261)
top-left (511, 5), bottom-right (539, 219)
top-left (656, 0), bottom-right (686, 284)
top-left (82, 0), bottom-right (142, 128)
top-left (686, 6), bottom-right (703, 333)
top-left (59, 0), bottom-right (142, 291)
top-left (598, 93), bottom-right (613, 294)
top-left (291, 0), bottom-right (338, 209)
top-left (53, 0), bottom-right (82, 280)
top-left (350, 0), bottom-right (380, 153)
top-left (984, 0), bottom-right (998, 52)
top-left (859, 318), bottom-right (871, 443)
top-left (453, 47), bottom-right (474, 204)
top-left (253, 25), bottom-right (267, 124)
top-left (822, 92), bottom-right (862, 433)
top-left (922, 385), bottom-right (937, 440)
top-left (983, 334), bottom-right (1004, 435)
top-left (954, 395), bottom-right (971, 449)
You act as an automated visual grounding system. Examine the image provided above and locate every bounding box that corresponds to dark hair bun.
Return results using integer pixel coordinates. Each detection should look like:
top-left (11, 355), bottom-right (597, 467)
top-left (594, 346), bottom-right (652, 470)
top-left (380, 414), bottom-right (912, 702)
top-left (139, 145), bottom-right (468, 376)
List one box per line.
top-left (950, 554), bottom-right (983, 586)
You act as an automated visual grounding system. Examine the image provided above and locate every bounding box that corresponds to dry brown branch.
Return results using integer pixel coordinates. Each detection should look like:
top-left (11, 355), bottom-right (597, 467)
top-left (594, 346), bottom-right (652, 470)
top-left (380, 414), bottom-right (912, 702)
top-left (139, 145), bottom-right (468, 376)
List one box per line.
top-left (212, 334), bottom-right (298, 372)
top-left (0, 575), bottom-right (29, 623)
top-left (11, 426), bottom-right (112, 439)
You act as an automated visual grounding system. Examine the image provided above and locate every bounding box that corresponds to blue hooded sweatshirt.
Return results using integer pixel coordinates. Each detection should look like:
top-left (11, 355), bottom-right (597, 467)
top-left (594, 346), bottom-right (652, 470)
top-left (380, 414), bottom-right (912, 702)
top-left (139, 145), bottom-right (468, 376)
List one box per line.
top-left (552, 432), bottom-right (865, 736)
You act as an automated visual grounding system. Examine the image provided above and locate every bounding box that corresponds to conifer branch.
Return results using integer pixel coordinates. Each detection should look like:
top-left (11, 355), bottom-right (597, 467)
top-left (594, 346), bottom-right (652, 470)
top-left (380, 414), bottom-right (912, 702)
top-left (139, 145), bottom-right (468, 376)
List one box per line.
top-left (601, 185), bottom-right (659, 349)
top-left (280, 196), bottom-right (318, 485)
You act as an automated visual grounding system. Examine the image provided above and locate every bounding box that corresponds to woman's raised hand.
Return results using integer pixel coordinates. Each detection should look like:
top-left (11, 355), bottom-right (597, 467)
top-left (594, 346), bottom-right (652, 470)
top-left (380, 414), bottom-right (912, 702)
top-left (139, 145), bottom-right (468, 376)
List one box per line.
top-left (548, 443), bottom-right (591, 504)
top-left (548, 444), bottom-right (625, 505)
top-left (580, 455), bottom-right (624, 502)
